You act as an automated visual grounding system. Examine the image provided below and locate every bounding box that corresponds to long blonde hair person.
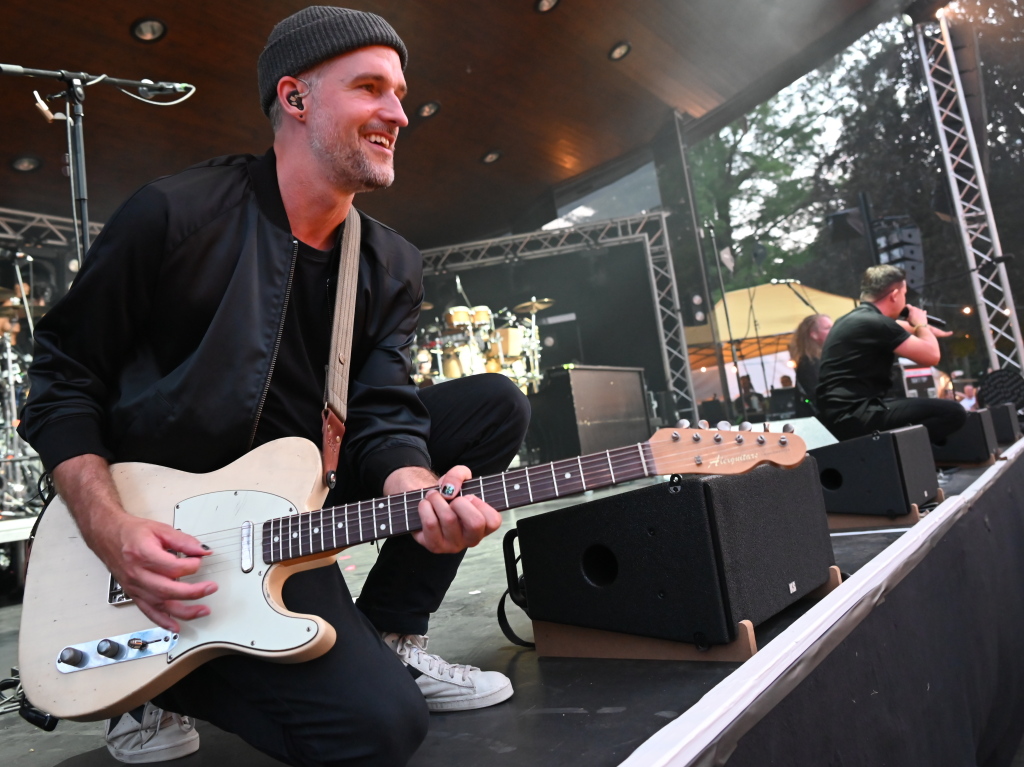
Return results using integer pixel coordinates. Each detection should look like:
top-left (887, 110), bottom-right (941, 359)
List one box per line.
top-left (790, 314), bottom-right (830, 362)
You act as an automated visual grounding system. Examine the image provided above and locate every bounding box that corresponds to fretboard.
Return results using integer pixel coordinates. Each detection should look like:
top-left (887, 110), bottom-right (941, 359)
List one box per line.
top-left (261, 441), bottom-right (654, 565)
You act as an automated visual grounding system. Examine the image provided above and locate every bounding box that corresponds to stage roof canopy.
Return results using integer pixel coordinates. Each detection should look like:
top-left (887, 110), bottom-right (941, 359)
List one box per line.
top-left (1, 1), bottom-right (910, 249)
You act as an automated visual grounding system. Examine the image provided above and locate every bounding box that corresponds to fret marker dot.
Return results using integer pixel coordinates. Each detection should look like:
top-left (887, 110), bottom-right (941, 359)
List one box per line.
top-left (313, 527), bottom-right (319, 534)
top-left (337, 523), bottom-right (344, 529)
top-left (292, 532), bottom-right (298, 538)
top-left (378, 503), bottom-right (384, 509)
top-left (513, 484), bottom-right (520, 490)
top-left (273, 536), bottom-right (279, 543)
top-left (380, 523), bottom-right (386, 531)
top-left (565, 472), bottom-right (571, 479)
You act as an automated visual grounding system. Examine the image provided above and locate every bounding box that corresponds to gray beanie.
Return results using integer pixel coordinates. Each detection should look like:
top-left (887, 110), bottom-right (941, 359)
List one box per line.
top-left (258, 6), bottom-right (408, 116)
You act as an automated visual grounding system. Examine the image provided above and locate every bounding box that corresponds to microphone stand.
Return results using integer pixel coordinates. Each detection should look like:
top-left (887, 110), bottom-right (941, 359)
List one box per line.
top-left (0, 63), bottom-right (193, 263)
top-left (705, 224), bottom-right (746, 420)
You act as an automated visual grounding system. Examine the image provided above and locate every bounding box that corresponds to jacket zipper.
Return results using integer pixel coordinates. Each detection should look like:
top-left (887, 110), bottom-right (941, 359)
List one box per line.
top-left (248, 239), bottom-right (299, 449)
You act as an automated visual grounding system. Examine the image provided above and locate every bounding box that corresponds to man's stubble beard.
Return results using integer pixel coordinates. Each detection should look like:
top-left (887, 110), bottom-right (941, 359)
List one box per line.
top-left (308, 108), bottom-right (395, 193)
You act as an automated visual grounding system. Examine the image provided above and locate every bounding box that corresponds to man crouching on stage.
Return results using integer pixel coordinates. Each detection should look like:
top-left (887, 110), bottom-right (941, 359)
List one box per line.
top-left (816, 264), bottom-right (966, 442)
top-left (18, 6), bottom-right (528, 765)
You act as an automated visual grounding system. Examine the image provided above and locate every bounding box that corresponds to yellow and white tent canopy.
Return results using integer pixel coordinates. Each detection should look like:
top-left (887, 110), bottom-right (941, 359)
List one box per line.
top-left (685, 283), bottom-right (859, 369)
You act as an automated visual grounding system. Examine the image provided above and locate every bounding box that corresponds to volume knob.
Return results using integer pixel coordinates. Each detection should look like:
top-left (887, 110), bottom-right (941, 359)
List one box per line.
top-left (96, 639), bottom-right (122, 659)
top-left (58, 647), bottom-right (85, 666)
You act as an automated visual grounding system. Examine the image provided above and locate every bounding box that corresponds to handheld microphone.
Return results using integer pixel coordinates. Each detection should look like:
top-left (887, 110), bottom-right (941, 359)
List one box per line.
top-left (899, 307), bottom-right (947, 327)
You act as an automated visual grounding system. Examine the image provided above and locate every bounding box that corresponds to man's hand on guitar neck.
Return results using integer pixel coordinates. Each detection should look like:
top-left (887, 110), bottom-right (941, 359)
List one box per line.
top-left (51, 454), bottom-right (217, 633)
top-left (383, 465), bottom-right (502, 554)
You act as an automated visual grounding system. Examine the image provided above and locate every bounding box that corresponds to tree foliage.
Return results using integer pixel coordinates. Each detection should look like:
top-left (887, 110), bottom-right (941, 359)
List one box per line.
top-left (687, 0), bottom-right (1024, 376)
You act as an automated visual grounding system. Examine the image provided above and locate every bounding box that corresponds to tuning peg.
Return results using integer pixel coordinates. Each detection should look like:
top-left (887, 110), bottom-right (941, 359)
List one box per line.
top-left (763, 423), bottom-right (770, 432)
top-left (676, 419), bottom-right (691, 429)
top-left (739, 421), bottom-right (752, 431)
top-left (698, 420), bottom-right (710, 430)
top-left (782, 423), bottom-right (795, 433)
top-left (716, 420), bottom-right (732, 431)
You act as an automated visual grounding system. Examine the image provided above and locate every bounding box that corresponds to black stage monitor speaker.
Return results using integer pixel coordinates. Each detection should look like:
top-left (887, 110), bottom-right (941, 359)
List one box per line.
top-left (931, 408), bottom-right (998, 464)
top-left (808, 426), bottom-right (938, 517)
top-left (508, 459), bottom-right (834, 646)
top-left (988, 402), bottom-right (1022, 445)
top-left (526, 365), bottom-right (651, 463)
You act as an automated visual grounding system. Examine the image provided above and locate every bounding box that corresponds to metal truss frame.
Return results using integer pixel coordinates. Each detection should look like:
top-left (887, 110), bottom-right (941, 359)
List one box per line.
top-left (916, 18), bottom-right (1024, 371)
top-left (0, 206), bottom-right (102, 251)
top-left (420, 212), bottom-right (698, 422)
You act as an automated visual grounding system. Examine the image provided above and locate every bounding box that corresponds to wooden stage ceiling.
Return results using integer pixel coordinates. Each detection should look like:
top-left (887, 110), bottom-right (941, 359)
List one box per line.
top-left (0, 1), bottom-right (909, 250)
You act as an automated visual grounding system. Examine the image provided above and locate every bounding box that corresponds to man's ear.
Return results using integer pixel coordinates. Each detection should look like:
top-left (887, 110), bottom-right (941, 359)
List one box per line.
top-left (276, 76), bottom-right (307, 120)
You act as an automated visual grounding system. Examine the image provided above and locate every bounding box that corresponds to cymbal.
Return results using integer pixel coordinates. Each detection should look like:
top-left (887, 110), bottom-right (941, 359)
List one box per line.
top-left (513, 298), bottom-right (555, 314)
top-left (0, 304), bottom-right (46, 319)
top-left (420, 301), bottom-right (434, 311)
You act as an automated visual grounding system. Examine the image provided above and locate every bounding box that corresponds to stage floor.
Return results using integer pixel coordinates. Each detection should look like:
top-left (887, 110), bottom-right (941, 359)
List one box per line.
top-left (0, 465), bottom-right (1011, 767)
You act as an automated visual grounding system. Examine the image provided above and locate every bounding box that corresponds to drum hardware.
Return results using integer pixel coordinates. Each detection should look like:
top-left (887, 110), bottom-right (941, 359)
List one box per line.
top-left (420, 301), bottom-right (434, 312)
top-left (0, 331), bottom-right (44, 517)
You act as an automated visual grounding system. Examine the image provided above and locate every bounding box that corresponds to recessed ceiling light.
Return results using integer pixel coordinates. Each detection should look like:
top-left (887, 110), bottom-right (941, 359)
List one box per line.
top-left (609, 41), bottom-right (632, 61)
top-left (535, 0), bottom-right (560, 11)
top-left (131, 18), bottom-right (167, 43)
top-left (11, 154), bottom-right (42, 172)
top-left (417, 101), bottom-right (440, 118)
top-left (481, 150), bottom-right (502, 164)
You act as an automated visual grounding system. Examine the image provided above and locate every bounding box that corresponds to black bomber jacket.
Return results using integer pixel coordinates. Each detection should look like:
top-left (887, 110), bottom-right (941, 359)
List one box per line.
top-left (18, 150), bottom-right (432, 493)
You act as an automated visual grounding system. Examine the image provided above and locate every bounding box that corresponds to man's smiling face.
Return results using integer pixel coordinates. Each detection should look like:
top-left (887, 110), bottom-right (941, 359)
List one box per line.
top-left (305, 45), bottom-right (408, 193)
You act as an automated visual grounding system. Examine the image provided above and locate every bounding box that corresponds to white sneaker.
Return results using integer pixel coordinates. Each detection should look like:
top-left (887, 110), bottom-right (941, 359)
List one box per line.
top-left (382, 633), bottom-right (513, 712)
top-left (105, 702), bottom-right (200, 763)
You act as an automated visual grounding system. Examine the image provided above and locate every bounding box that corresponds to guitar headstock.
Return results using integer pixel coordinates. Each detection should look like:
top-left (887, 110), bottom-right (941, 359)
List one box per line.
top-left (647, 420), bottom-right (806, 476)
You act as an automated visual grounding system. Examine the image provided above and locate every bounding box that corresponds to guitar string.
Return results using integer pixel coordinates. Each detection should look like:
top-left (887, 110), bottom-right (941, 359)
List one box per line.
top-left (262, 436), bottom-right (799, 558)
top-left (168, 435), bottom-right (800, 554)
top-left (241, 437), bottom-right (797, 551)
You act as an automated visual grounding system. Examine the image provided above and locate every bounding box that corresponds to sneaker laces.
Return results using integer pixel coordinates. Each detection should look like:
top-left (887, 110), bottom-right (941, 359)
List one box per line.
top-left (395, 635), bottom-right (478, 683)
top-left (133, 704), bottom-right (195, 747)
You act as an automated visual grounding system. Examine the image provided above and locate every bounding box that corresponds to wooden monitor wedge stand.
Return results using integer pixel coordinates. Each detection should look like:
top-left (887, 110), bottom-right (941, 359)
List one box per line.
top-left (826, 490), bottom-right (945, 531)
top-left (533, 566), bottom-right (843, 663)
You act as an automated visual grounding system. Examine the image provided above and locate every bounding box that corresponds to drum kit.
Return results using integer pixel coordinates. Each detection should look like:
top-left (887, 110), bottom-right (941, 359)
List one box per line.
top-left (0, 290), bottom-right (46, 519)
top-left (412, 296), bottom-right (557, 393)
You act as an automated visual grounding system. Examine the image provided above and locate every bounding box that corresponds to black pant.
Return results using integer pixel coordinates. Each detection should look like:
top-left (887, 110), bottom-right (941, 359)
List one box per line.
top-left (156, 374), bottom-right (530, 766)
top-left (824, 396), bottom-right (967, 443)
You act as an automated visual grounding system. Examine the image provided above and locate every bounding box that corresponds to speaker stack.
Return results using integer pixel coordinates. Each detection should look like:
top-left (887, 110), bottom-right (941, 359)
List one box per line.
top-left (808, 425), bottom-right (939, 529)
top-left (525, 365), bottom-right (651, 463)
top-left (505, 459), bottom-right (835, 657)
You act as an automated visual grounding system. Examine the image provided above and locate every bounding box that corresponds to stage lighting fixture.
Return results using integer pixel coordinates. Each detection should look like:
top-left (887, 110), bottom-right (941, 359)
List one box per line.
top-left (535, 0), bottom-right (560, 11)
top-left (11, 154), bottom-right (41, 172)
top-left (417, 102), bottom-right (440, 118)
top-left (608, 41), bottom-right (631, 61)
top-left (902, 1), bottom-right (951, 25)
top-left (131, 18), bottom-right (167, 43)
top-left (481, 150), bottom-right (503, 164)
top-left (963, 306), bottom-right (972, 314)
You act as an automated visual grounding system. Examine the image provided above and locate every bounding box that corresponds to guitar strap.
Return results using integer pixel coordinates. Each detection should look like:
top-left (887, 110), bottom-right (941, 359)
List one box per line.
top-left (320, 206), bottom-right (361, 489)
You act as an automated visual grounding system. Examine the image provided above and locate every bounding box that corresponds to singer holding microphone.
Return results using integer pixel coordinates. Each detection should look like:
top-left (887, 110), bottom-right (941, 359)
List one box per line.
top-left (816, 264), bottom-right (966, 442)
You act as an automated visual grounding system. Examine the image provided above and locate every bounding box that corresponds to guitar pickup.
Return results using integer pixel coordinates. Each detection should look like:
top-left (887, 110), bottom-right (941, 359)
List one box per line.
top-left (240, 520), bottom-right (254, 573)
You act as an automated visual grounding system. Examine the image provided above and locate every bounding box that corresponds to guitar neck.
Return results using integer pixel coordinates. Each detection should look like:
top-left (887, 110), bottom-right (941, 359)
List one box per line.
top-left (261, 443), bottom-right (653, 565)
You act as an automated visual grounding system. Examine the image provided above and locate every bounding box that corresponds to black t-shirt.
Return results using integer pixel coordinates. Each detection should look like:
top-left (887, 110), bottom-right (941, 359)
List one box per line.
top-left (816, 303), bottom-right (910, 419)
top-left (252, 237), bottom-right (335, 448)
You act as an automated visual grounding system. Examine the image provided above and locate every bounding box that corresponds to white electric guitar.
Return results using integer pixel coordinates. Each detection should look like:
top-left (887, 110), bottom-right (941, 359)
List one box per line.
top-left (18, 425), bottom-right (805, 721)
